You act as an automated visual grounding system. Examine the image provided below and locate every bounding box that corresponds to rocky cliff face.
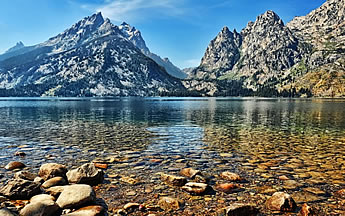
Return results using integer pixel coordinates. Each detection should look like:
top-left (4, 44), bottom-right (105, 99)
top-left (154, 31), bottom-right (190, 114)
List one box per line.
top-left (187, 0), bottom-right (345, 97)
top-left (0, 13), bottom-right (183, 96)
top-left (190, 27), bottom-right (241, 80)
top-left (119, 22), bottom-right (187, 79)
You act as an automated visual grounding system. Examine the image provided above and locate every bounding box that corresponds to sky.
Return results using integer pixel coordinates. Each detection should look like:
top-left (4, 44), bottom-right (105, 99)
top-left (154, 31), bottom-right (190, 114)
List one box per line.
top-left (0, 0), bottom-right (326, 69)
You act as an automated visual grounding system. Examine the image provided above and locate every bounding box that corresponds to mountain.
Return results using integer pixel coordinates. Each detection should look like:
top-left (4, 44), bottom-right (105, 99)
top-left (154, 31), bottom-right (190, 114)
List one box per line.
top-left (0, 13), bottom-right (183, 97)
top-left (5, 42), bottom-right (25, 54)
top-left (119, 22), bottom-right (187, 79)
top-left (186, 0), bottom-right (345, 97)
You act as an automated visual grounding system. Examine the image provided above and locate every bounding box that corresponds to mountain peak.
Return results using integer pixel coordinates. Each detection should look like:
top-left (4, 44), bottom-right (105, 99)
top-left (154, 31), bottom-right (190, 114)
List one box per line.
top-left (86, 12), bottom-right (104, 27)
top-left (257, 10), bottom-right (284, 26)
top-left (5, 41), bottom-right (25, 54)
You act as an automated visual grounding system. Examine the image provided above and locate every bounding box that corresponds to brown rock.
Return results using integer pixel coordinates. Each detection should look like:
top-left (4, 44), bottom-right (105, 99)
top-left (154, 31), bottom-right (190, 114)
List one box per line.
top-left (5, 161), bottom-right (25, 170)
top-left (215, 183), bottom-right (238, 193)
top-left (14, 151), bottom-right (26, 157)
top-left (14, 171), bottom-right (36, 181)
top-left (266, 192), bottom-right (297, 212)
top-left (335, 189), bottom-right (345, 198)
top-left (220, 172), bottom-right (243, 182)
top-left (93, 163), bottom-right (108, 169)
top-left (42, 176), bottom-right (67, 189)
top-left (62, 205), bottom-right (104, 216)
top-left (279, 175), bottom-right (290, 180)
top-left (158, 197), bottom-right (180, 211)
top-left (120, 176), bottom-right (138, 185)
top-left (220, 203), bottom-right (259, 216)
top-left (0, 208), bottom-right (16, 216)
top-left (182, 182), bottom-right (208, 195)
top-left (180, 168), bottom-right (201, 179)
top-left (160, 174), bottom-right (187, 186)
top-left (38, 163), bottom-right (67, 181)
top-left (123, 203), bottom-right (140, 213)
top-left (298, 203), bottom-right (316, 216)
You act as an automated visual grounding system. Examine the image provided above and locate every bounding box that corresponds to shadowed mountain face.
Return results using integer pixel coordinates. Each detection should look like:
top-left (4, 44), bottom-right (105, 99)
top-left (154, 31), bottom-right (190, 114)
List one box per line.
top-left (0, 13), bottom-right (183, 97)
top-left (187, 0), bottom-right (345, 97)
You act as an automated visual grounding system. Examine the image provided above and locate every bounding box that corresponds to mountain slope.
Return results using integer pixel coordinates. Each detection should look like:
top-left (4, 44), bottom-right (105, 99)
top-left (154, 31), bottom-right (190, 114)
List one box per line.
top-left (0, 13), bottom-right (183, 97)
top-left (119, 22), bottom-right (187, 79)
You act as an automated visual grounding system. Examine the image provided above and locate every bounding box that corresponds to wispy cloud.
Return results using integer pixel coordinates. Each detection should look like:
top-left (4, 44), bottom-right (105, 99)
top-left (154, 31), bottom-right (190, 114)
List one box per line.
top-left (83, 0), bottom-right (186, 23)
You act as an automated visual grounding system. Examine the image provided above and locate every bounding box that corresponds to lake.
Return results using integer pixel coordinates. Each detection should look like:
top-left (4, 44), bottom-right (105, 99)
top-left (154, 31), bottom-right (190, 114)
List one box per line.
top-left (0, 97), bottom-right (345, 214)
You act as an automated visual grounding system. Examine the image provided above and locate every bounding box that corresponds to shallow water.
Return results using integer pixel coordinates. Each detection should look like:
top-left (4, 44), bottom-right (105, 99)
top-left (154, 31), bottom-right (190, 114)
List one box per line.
top-left (0, 97), bottom-right (345, 214)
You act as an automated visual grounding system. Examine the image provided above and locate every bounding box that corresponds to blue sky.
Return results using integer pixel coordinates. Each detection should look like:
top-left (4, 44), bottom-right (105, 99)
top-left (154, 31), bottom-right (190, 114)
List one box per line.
top-left (0, 0), bottom-right (325, 69)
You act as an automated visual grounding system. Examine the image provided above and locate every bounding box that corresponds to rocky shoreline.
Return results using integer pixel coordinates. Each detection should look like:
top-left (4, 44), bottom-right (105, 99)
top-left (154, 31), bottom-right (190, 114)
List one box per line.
top-left (1, 155), bottom-right (344, 216)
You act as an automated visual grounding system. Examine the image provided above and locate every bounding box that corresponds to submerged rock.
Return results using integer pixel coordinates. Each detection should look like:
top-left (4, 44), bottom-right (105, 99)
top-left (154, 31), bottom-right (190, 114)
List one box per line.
top-left (158, 197), bottom-right (180, 211)
top-left (215, 183), bottom-right (239, 193)
top-left (182, 182), bottom-right (208, 195)
top-left (219, 203), bottom-right (259, 216)
top-left (38, 163), bottom-right (67, 181)
top-left (14, 171), bottom-right (36, 181)
top-left (220, 172), bottom-right (243, 182)
top-left (180, 168), bottom-right (201, 179)
top-left (66, 163), bottom-right (104, 186)
top-left (0, 178), bottom-right (40, 200)
top-left (160, 174), bottom-right (187, 186)
top-left (56, 184), bottom-right (95, 209)
top-left (298, 203), bottom-right (316, 216)
top-left (266, 192), bottom-right (297, 212)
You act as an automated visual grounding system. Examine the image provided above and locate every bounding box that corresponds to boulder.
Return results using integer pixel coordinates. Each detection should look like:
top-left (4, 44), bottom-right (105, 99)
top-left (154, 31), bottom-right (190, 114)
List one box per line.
top-left (42, 177), bottom-right (67, 189)
top-left (62, 205), bottom-right (104, 216)
top-left (56, 184), bottom-right (95, 209)
top-left (38, 163), bottom-right (67, 181)
top-left (123, 203), bottom-right (140, 213)
top-left (66, 163), bottom-right (104, 186)
top-left (46, 186), bottom-right (65, 197)
top-left (266, 192), bottom-right (297, 212)
top-left (5, 161), bottom-right (25, 170)
top-left (180, 168), bottom-right (201, 179)
top-left (0, 208), bottom-right (16, 216)
top-left (20, 194), bottom-right (59, 216)
top-left (0, 178), bottom-right (40, 199)
top-left (182, 182), bottom-right (208, 195)
top-left (220, 203), bottom-right (259, 216)
top-left (220, 172), bottom-right (243, 182)
top-left (335, 189), bottom-right (345, 199)
top-left (14, 171), bottom-right (36, 181)
top-left (157, 197), bottom-right (180, 211)
top-left (160, 174), bottom-right (187, 186)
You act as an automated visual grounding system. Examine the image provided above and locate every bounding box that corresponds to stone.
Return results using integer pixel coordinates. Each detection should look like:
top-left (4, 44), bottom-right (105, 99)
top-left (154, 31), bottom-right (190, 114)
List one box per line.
top-left (215, 183), bottom-right (239, 193)
top-left (38, 163), bottom-right (67, 181)
top-left (292, 192), bottom-right (326, 203)
top-left (179, 168), bottom-right (201, 179)
top-left (266, 192), bottom-right (297, 212)
top-left (0, 178), bottom-right (40, 199)
top-left (93, 163), bottom-right (108, 169)
top-left (14, 171), bottom-right (36, 181)
top-left (194, 175), bottom-right (208, 183)
top-left (34, 177), bottom-right (45, 184)
top-left (120, 176), bottom-right (138, 185)
top-left (298, 203), bottom-right (316, 216)
top-left (46, 186), bottom-right (65, 197)
top-left (14, 151), bottom-right (26, 157)
top-left (220, 203), bottom-right (259, 216)
top-left (157, 197), bottom-right (180, 211)
top-left (62, 205), bottom-right (104, 216)
top-left (20, 194), bottom-right (59, 216)
top-left (5, 161), bottom-right (25, 170)
top-left (182, 182), bottom-right (208, 195)
top-left (220, 172), bottom-right (243, 182)
top-left (303, 187), bottom-right (326, 196)
top-left (66, 163), bottom-right (104, 186)
top-left (56, 184), bottom-right (95, 209)
top-left (335, 189), bottom-right (345, 199)
top-left (123, 203), bottom-right (140, 213)
top-left (278, 175), bottom-right (289, 180)
top-left (160, 174), bottom-right (187, 186)
top-left (42, 177), bottom-right (67, 189)
top-left (0, 208), bottom-right (16, 216)
top-left (283, 180), bottom-right (303, 190)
